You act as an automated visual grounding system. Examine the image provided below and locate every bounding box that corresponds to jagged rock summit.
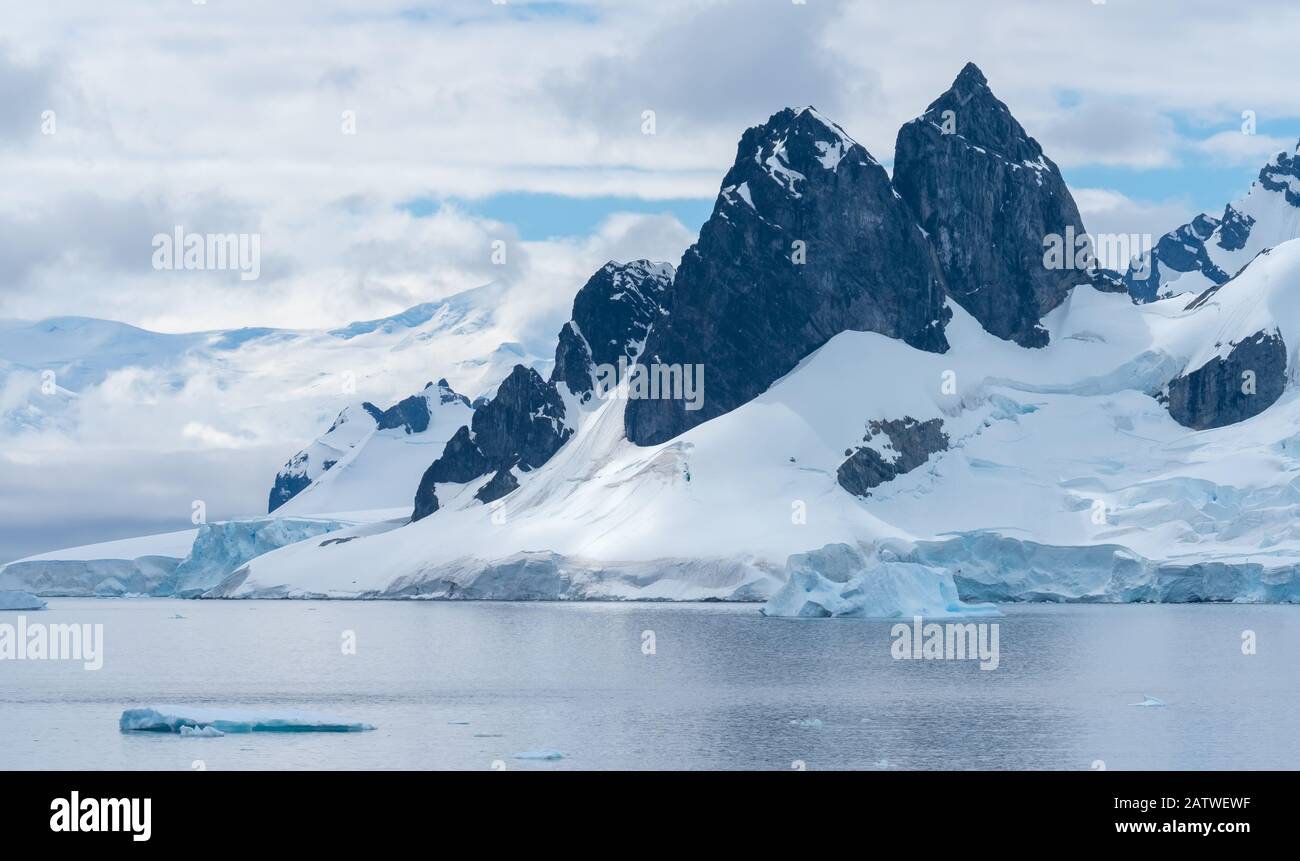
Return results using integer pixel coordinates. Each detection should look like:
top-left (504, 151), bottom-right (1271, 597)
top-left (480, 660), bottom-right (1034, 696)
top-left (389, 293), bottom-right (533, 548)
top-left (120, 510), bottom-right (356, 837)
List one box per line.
top-left (893, 62), bottom-right (1092, 348)
top-left (625, 105), bottom-right (950, 446)
top-left (551, 260), bottom-right (674, 402)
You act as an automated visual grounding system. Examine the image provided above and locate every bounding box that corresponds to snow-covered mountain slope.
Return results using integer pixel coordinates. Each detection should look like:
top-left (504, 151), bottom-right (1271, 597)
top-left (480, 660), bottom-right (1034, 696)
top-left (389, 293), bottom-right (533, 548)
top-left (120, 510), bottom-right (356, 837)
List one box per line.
top-left (412, 260), bottom-right (675, 522)
top-left (1125, 140), bottom-right (1300, 302)
top-left (211, 241), bottom-right (1300, 602)
top-left (269, 380), bottom-right (475, 515)
top-left (0, 280), bottom-right (549, 565)
top-left (0, 281), bottom-right (544, 443)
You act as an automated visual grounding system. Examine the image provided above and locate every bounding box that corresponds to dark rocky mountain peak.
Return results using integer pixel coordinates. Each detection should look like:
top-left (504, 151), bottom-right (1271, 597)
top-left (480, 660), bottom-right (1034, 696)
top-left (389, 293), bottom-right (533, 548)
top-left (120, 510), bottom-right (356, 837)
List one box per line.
top-left (551, 260), bottom-right (674, 401)
top-left (893, 62), bottom-right (1089, 348)
top-left (625, 105), bottom-right (950, 446)
top-left (412, 365), bottom-right (572, 521)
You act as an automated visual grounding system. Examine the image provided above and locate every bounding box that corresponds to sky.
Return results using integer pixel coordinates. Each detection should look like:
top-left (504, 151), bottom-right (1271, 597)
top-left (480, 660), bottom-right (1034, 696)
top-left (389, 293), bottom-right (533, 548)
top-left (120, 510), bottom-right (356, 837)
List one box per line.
top-left (3, 0), bottom-right (1300, 333)
top-left (3, 0), bottom-right (1300, 561)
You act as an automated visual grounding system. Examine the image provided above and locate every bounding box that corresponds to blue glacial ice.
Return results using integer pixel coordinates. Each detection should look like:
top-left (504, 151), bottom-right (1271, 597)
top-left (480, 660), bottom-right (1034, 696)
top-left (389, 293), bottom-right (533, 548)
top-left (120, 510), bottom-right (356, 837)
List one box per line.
top-left (178, 725), bottom-right (225, 738)
top-left (513, 749), bottom-right (565, 760)
top-left (165, 518), bottom-right (350, 597)
top-left (0, 591), bottom-right (46, 610)
top-left (906, 533), bottom-right (1300, 603)
top-left (762, 543), bottom-right (998, 619)
top-left (120, 705), bottom-right (375, 734)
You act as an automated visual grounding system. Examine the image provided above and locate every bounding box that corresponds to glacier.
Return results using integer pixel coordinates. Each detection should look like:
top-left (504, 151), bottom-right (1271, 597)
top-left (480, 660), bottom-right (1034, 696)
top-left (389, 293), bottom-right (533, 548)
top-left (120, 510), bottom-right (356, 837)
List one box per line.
top-left (164, 517), bottom-right (356, 597)
top-left (0, 515), bottom-right (396, 598)
top-left (762, 544), bottom-right (997, 619)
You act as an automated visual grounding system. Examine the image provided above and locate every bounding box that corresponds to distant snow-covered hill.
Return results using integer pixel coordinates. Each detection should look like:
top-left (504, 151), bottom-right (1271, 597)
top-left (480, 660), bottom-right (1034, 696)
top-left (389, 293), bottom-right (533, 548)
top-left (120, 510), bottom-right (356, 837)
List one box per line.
top-left (0, 280), bottom-right (550, 566)
top-left (0, 281), bottom-right (545, 442)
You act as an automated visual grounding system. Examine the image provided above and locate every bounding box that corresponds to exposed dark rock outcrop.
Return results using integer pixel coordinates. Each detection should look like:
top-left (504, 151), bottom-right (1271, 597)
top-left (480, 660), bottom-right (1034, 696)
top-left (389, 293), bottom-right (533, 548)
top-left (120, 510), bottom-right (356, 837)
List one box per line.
top-left (1164, 329), bottom-right (1287, 430)
top-left (1258, 143), bottom-right (1300, 207)
top-left (551, 260), bottom-right (674, 401)
top-left (364, 393), bottom-right (430, 434)
top-left (412, 366), bottom-right (572, 521)
top-left (427, 426), bottom-right (492, 484)
top-left (893, 62), bottom-right (1088, 348)
top-left (268, 459), bottom-right (312, 513)
top-left (473, 366), bottom-right (572, 468)
top-left (626, 106), bottom-right (950, 446)
top-left (1124, 214), bottom-right (1229, 303)
top-left (837, 417), bottom-right (949, 498)
top-left (363, 380), bottom-right (470, 433)
top-left (474, 469), bottom-right (520, 504)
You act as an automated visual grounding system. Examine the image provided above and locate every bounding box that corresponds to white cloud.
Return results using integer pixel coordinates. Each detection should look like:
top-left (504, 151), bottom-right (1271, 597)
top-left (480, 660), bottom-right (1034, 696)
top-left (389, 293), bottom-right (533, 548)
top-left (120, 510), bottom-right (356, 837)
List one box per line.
top-left (4, 0), bottom-right (1300, 330)
top-left (1195, 130), bottom-right (1295, 167)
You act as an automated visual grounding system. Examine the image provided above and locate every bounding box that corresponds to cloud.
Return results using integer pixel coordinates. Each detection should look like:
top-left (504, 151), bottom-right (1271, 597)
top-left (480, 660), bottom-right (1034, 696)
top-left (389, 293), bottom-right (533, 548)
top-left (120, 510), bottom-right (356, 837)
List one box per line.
top-left (1195, 130), bottom-right (1296, 167)
top-left (549, 0), bottom-right (857, 135)
top-left (0, 4), bottom-right (1298, 330)
top-left (0, 44), bottom-right (60, 144)
top-left (1033, 101), bottom-right (1183, 170)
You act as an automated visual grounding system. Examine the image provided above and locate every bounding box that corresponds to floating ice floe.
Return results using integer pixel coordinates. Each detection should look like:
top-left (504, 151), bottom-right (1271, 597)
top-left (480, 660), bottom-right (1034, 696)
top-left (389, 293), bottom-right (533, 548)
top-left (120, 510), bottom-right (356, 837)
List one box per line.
top-left (0, 591), bottom-right (46, 610)
top-left (513, 749), bottom-right (565, 761)
top-left (789, 718), bottom-right (824, 729)
top-left (178, 725), bottom-right (224, 738)
top-left (1131, 696), bottom-right (1167, 708)
top-left (120, 705), bottom-right (375, 734)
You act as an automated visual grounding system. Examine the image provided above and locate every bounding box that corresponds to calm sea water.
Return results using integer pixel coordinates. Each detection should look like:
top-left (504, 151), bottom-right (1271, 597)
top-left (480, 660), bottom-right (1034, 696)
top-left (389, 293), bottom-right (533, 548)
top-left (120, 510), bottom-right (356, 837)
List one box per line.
top-left (2, 599), bottom-right (1297, 770)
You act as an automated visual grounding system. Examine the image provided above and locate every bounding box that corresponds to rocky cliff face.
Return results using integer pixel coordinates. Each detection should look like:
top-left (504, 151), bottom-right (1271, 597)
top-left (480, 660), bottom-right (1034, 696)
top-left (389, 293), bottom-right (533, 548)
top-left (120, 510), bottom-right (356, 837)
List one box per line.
top-left (551, 260), bottom-right (674, 401)
top-left (837, 417), bottom-right (949, 498)
top-left (1164, 329), bottom-right (1287, 430)
top-left (625, 106), bottom-right (950, 446)
top-left (893, 63), bottom-right (1089, 348)
top-left (412, 366), bottom-right (572, 521)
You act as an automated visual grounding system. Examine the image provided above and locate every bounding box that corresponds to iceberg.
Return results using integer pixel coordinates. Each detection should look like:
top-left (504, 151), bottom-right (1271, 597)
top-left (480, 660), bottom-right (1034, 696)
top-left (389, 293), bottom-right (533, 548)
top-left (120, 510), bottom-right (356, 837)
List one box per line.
top-left (0, 591), bottom-right (46, 610)
top-left (789, 718), bottom-right (824, 728)
top-left (762, 544), bottom-right (998, 619)
top-left (119, 705), bottom-right (375, 734)
top-left (513, 749), bottom-right (565, 761)
top-left (1131, 696), bottom-right (1167, 708)
top-left (178, 725), bottom-right (224, 738)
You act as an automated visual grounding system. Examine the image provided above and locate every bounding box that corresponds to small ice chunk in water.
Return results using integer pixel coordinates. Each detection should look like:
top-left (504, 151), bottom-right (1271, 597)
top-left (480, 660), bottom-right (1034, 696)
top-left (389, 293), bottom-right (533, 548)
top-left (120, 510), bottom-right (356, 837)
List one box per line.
top-left (513, 749), bottom-right (565, 761)
top-left (1131, 695), bottom-right (1167, 708)
top-left (789, 718), bottom-right (824, 728)
top-left (0, 591), bottom-right (46, 610)
top-left (120, 705), bottom-right (375, 734)
top-left (179, 725), bottom-right (224, 738)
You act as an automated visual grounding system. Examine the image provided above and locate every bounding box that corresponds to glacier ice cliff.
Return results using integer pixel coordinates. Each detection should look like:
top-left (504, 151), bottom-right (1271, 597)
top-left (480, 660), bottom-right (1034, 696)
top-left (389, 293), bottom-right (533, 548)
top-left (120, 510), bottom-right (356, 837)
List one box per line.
top-left (762, 543), bottom-right (997, 618)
